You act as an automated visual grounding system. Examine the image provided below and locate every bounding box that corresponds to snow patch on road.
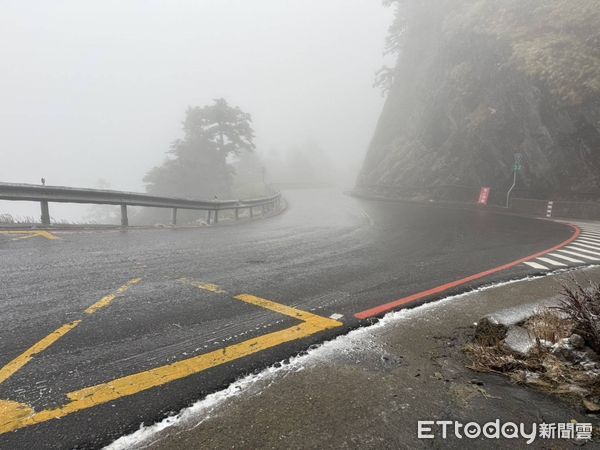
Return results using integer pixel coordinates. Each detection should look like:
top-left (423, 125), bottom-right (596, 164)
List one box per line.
top-left (104, 275), bottom-right (543, 450)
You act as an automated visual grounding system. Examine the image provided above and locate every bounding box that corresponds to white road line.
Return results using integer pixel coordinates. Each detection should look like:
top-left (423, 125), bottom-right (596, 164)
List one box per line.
top-left (329, 313), bottom-right (344, 320)
top-left (577, 237), bottom-right (600, 246)
top-left (579, 230), bottom-right (600, 236)
top-left (582, 236), bottom-right (600, 242)
top-left (548, 253), bottom-right (583, 263)
top-left (536, 257), bottom-right (567, 267)
top-left (579, 231), bottom-right (600, 241)
top-left (581, 230), bottom-right (600, 237)
top-left (524, 261), bottom-right (549, 270)
top-left (568, 246), bottom-right (600, 257)
top-left (571, 242), bottom-right (600, 251)
top-left (557, 249), bottom-right (599, 260)
top-left (582, 234), bottom-right (600, 241)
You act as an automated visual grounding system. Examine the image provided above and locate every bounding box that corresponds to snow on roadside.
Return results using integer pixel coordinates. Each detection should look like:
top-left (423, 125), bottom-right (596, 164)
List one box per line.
top-left (105, 276), bottom-right (540, 450)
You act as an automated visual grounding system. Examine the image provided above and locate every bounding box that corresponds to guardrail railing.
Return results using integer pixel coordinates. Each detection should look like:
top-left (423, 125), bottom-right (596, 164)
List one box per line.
top-left (0, 182), bottom-right (282, 226)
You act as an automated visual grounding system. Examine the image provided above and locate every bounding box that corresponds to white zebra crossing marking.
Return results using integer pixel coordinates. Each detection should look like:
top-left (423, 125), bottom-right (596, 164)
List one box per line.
top-left (536, 257), bottom-right (567, 267)
top-left (557, 249), bottom-right (599, 260)
top-left (578, 237), bottom-right (600, 245)
top-left (573, 239), bottom-right (600, 250)
top-left (574, 240), bottom-right (600, 249)
top-left (580, 232), bottom-right (600, 238)
top-left (568, 246), bottom-right (600, 257)
top-left (524, 261), bottom-right (549, 270)
top-left (519, 222), bottom-right (600, 271)
top-left (548, 252), bottom-right (583, 263)
top-left (579, 231), bottom-right (600, 237)
top-left (581, 231), bottom-right (600, 238)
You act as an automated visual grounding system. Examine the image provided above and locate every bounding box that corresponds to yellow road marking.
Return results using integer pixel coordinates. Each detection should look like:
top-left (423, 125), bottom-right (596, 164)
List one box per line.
top-left (234, 294), bottom-right (328, 324)
top-left (0, 321), bottom-right (81, 384)
top-left (0, 400), bottom-right (34, 422)
top-left (185, 280), bottom-right (227, 294)
top-left (0, 278), bottom-right (140, 384)
top-left (0, 281), bottom-right (342, 435)
top-left (0, 230), bottom-right (58, 240)
top-left (84, 278), bottom-right (141, 315)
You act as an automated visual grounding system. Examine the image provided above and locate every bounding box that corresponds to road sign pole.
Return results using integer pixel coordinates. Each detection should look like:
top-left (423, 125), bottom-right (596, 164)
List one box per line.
top-left (506, 153), bottom-right (522, 208)
top-left (506, 168), bottom-right (517, 208)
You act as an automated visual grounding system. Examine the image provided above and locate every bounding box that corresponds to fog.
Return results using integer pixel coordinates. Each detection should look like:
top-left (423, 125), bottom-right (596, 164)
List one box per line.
top-left (0, 0), bottom-right (391, 221)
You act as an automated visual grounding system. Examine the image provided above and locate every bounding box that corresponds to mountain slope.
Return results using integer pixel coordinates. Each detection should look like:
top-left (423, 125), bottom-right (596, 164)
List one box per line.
top-left (358, 0), bottom-right (600, 202)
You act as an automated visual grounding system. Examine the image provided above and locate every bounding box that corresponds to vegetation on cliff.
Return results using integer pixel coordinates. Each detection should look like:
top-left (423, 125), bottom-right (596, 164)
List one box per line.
top-left (360, 0), bottom-right (600, 201)
top-left (448, 0), bottom-right (600, 106)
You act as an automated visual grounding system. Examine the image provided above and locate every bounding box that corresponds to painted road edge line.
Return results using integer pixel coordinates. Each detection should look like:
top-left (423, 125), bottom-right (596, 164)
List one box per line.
top-left (354, 224), bottom-right (580, 320)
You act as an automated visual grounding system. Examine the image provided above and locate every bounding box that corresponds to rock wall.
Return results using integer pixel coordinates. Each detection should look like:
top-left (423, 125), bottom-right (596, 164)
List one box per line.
top-left (358, 0), bottom-right (600, 202)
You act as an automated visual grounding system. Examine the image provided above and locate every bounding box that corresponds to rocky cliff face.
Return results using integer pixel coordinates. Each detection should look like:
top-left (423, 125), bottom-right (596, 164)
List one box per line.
top-left (358, 0), bottom-right (600, 202)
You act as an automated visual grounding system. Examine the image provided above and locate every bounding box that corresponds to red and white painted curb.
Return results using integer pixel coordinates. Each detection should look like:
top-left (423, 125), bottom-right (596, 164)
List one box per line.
top-left (354, 223), bottom-right (581, 320)
top-left (524, 222), bottom-right (600, 270)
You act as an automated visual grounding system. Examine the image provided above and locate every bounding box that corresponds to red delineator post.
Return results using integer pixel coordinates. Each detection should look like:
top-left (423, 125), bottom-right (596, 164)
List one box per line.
top-left (477, 187), bottom-right (490, 205)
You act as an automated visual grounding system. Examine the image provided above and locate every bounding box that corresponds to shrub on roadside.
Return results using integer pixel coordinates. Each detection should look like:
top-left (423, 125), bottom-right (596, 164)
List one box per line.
top-left (464, 278), bottom-right (600, 411)
top-left (557, 279), bottom-right (600, 353)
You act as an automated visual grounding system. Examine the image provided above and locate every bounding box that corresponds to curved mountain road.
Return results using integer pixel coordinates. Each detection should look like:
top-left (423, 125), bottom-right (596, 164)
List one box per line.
top-left (0, 188), bottom-right (581, 448)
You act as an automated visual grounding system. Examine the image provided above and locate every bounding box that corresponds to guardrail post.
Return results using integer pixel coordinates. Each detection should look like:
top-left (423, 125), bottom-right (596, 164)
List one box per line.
top-left (40, 201), bottom-right (50, 225)
top-left (234, 208), bottom-right (239, 221)
top-left (171, 208), bottom-right (177, 225)
top-left (207, 210), bottom-right (212, 225)
top-left (249, 206), bottom-right (254, 218)
top-left (261, 204), bottom-right (266, 215)
top-left (214, 209), bottom-right (219, 224)
top-left (120, 205), bottom-right (128, 227)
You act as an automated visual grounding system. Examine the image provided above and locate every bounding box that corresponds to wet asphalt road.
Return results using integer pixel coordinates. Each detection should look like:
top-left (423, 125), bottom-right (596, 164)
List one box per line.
top-left (0, 189), bottom-right (572, 449)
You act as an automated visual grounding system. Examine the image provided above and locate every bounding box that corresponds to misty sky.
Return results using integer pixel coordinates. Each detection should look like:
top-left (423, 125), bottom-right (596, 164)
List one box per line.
top-left (1, 0), bottom-right (392, 219)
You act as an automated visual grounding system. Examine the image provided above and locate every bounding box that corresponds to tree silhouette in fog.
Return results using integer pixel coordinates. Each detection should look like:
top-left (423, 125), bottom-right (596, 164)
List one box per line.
top-left (184, 98), bottom-right (255, 156)
top-left (144, 98), bottom-right (255, 199)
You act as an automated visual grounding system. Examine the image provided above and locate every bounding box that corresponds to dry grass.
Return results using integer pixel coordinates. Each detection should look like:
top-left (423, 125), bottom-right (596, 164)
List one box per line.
top-left (463, 343), bottom-right (544, 374)
top-left (557, 278), bottom-right (600, 353)
top-left (464, 341), bottom-right (599, 400)
top-left (472, 319), bottom-right (506, 346)
top-left (464, 281), bottom-right (600, 405)
top-left (526, 308), bottom-right (572, 343)
top-left (0, 214), bottom-right (37, 224)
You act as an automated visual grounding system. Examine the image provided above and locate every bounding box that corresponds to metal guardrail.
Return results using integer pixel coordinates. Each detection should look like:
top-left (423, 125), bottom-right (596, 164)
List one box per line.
top-left (0, 182), bottom-right (282, 226)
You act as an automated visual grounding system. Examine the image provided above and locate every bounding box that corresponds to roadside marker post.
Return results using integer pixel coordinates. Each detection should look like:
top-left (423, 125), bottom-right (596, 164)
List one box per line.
top-left (477, 187), bottom-right (490, 205)
top-left (546, 201), bottom-right (554, 218)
